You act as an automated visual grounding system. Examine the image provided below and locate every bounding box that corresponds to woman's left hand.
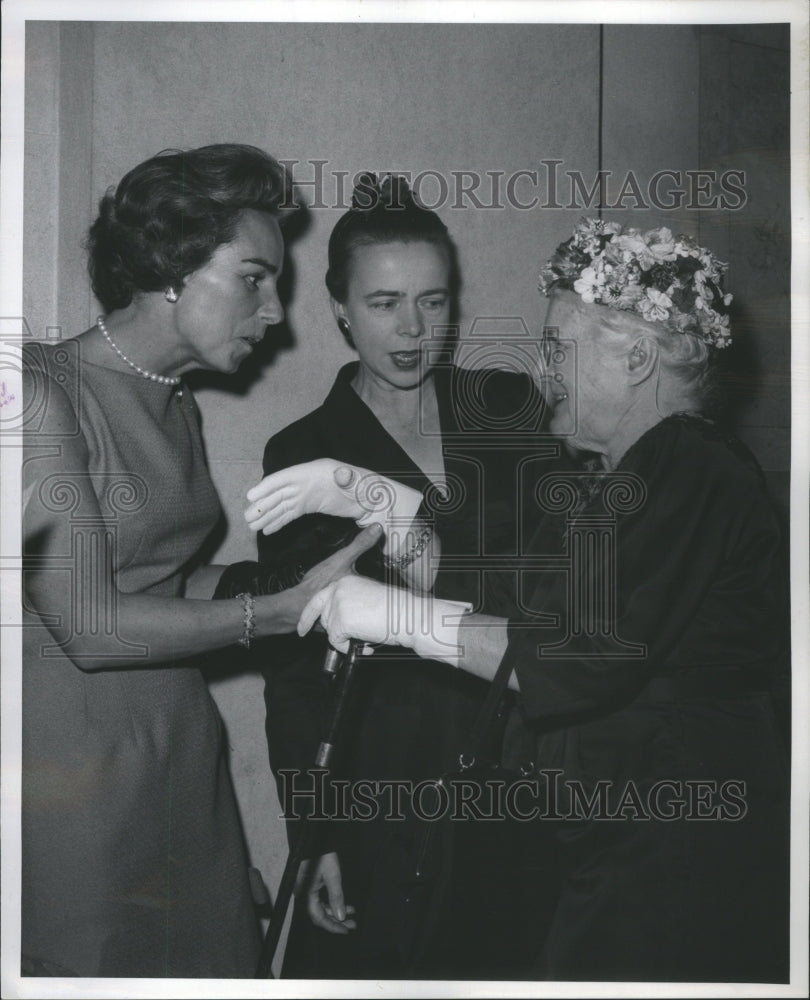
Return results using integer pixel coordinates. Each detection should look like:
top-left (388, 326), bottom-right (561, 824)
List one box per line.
top-left (296, 852), bottom-right (356, 936)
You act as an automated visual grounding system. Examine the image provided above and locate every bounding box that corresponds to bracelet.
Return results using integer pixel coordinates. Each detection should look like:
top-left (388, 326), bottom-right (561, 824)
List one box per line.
top-left (235, 592), bottom-right (256, 649)
top-left (383, 525), bottom-right (433, 572)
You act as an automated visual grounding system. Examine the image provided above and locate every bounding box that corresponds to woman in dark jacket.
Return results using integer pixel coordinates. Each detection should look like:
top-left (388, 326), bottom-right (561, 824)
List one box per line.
top-left (248, 174), bottom-right (559, 978)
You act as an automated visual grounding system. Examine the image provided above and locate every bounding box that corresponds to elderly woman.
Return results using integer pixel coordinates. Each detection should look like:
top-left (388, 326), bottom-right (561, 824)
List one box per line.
top-left (281, 219), bottom-right (790, 982)
top-left (245, 174), bottom-right (553, 978)
top-left (21, 144), bottom-right (379, 978)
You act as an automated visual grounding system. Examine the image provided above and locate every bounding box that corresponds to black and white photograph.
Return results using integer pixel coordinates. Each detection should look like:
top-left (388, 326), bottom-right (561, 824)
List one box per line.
top-left (1, 1), bottom-right (808, 997)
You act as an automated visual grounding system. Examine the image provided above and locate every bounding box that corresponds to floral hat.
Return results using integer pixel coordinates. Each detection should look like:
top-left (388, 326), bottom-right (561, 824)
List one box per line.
top-left (538, 218), bottom-right (733, 348)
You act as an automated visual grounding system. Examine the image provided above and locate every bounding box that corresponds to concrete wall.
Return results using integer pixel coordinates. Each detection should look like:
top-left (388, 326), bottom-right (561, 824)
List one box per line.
top-left (22, 19), bottom-right (790, 972)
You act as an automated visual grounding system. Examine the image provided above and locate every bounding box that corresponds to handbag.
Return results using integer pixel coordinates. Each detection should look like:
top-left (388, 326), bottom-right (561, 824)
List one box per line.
top-left (403, 641), bottom-right (560, 980)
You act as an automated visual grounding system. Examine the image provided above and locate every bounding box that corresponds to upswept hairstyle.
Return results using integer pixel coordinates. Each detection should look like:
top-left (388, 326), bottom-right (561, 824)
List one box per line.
top-left (86, 144), bottom-right (296, 312)
top-left (325, 173), bottom-right (459, 304)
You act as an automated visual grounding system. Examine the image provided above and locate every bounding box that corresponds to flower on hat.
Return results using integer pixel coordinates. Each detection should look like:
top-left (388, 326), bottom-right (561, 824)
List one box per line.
top-left (573, 266), bottom-right (605, 303)
top-left (538, 218), bottom-right (733, 348)
top-left (638, 288), bottom-right (673, 323)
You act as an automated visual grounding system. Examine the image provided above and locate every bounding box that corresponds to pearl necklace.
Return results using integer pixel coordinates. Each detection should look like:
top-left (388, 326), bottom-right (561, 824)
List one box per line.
top-left (96, 315), bottom-right (181, 386)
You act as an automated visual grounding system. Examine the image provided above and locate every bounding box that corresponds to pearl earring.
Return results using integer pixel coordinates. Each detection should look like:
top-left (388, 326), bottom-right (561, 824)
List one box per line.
top-left (337, 318), bottom-right (352, 337)
top-left (165, 287), bottom-right (179, 303)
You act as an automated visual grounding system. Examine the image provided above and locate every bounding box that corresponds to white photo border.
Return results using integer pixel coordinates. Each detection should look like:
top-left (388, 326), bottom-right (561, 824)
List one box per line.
top-left (1, 2), bottom-right (808, 998)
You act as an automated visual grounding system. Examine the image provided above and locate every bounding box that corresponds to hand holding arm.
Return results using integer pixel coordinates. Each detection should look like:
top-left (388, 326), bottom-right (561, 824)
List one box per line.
top-left (23, 372), bottom-right (384, 668)
top-left (215, 522), bottom-right (384, 633)
top-left (298, 576), bottom-right (515, 684)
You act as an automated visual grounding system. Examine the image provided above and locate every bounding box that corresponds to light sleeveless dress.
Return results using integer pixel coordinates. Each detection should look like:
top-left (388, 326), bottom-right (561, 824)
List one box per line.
top-left (21, 341), bottom-right (260, 977)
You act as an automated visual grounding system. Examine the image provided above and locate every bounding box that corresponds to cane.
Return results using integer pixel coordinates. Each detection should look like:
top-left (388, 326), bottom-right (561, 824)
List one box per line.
top-left (255, 638), bottom-right (364, 978)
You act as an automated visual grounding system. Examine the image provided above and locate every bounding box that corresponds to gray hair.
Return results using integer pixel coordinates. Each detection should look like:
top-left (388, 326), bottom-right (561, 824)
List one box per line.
top-left (600, 304), bottom-right (719, 411)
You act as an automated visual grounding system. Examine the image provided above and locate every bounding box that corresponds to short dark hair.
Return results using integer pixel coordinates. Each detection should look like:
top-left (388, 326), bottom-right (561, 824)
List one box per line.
top-left (86, 144), bottom-right (295, 312)
top-left (325, 173), bottom-right (458, 304)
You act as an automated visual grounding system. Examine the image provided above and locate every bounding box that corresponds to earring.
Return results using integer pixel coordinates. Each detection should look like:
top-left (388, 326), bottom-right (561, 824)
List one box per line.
top-left (164, 287), bottom-right (179, 303)
top-left (337, 318), bottom-right (352, 337)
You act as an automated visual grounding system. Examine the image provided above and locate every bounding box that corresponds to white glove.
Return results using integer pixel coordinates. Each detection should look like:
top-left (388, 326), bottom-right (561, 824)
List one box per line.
top-left (297, 576), bottom-right (471, 667)
top-left (244, 459), bottom-right (424, 555)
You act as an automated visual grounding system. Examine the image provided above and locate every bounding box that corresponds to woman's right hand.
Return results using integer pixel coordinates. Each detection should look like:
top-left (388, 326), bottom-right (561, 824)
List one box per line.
top-left (297, 575), bottom-right (472, 664)
top-left (297, 521), bottom-right (382, 597)
top-left (258, 522), bottom-right (383, 634)
top-left (244, 459), bottom-right (423, 545)
top-left (245, 459), bottom-right (367, 532)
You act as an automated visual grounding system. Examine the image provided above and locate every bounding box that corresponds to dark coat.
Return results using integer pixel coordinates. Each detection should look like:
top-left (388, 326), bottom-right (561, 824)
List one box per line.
top-left (500, 414), bottom-right (791, 982)
top-left (257, 361), bottom-right (559, 977)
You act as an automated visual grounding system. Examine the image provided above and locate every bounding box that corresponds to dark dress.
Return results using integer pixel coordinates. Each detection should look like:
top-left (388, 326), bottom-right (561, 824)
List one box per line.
top-left (21, 342), bottom-right (261, 978)
top-left (500, 414), bottom-right (790, 982)
top-left (256, 361), bottom-right (558, 978)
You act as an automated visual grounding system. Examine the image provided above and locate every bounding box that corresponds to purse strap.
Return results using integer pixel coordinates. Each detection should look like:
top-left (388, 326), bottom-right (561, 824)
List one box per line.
top-left (457, 632), bottom-right (520, 770)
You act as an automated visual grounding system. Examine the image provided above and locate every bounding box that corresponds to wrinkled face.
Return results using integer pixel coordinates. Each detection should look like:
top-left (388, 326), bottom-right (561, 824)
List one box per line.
top-left (173, 209), bottom-right (285, 374)
top-left (336, 241), bottom-right (451, 391)
top-left (541, 290), bottom-right (628, 454)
